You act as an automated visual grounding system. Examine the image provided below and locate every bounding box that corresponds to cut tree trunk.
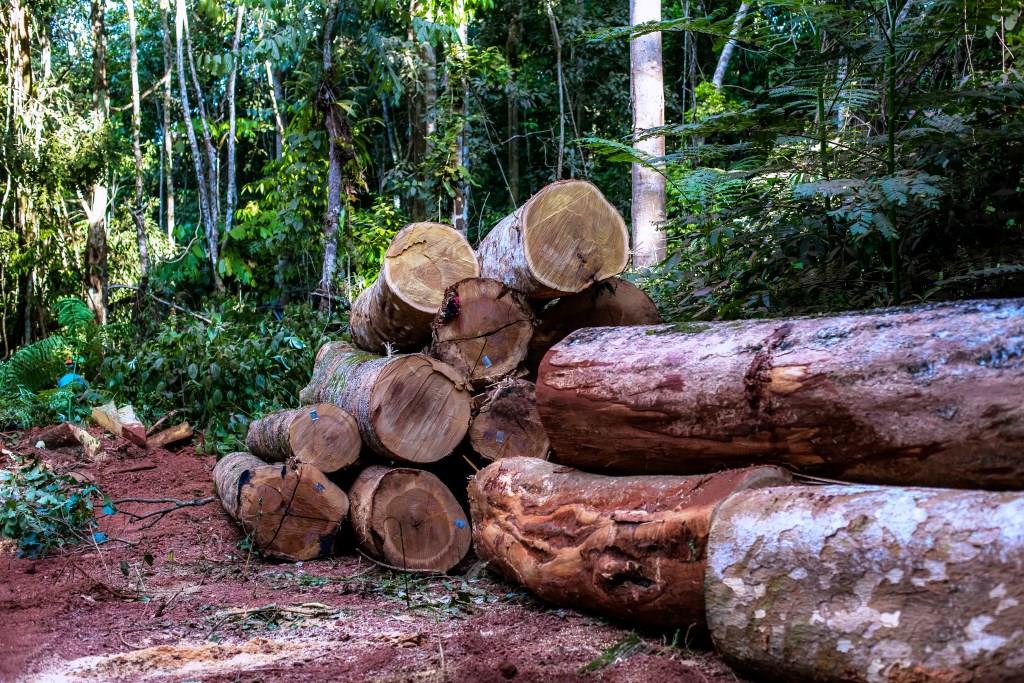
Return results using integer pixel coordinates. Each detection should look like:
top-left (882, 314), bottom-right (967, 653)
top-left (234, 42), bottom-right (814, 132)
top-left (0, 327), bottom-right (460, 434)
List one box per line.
top-left (537, 298), bottom-right (1024, 489)
top-left (477, 180), bottom-right (629, 299)
top-left (707, 484), bottom-right (1024, 682)
top-left (299, 342), bottom-right (471, 464)
top-left (469, 458), bottom-right (790, 626)
top-left (246, 404), bottom-right (360, 474)
top-left (91, 402), bottom-right (147, 448)
top-left (431, 277), bottom-right (534, 388)
top-left (350, 222), bottom-right (479, 352)
top-left (526, 277), bottom-right (661, 372)
top-left (468, 380), bottom-right (549, 461)
top-left (149, 422), bottom-right (192, 448)
top-left (349, 465), bottom-right (471, 572)
top-left (37, 422), bottom-right (101, 459)
top-left (212, 451), bottom-right (349, 562)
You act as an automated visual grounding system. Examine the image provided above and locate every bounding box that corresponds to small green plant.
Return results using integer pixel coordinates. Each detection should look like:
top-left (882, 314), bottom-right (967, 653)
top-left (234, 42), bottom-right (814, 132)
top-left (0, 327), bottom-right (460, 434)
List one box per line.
top-left (579, 633), bottom-right (647, 674)
top-left (0, 455), bottom-right (107, 557)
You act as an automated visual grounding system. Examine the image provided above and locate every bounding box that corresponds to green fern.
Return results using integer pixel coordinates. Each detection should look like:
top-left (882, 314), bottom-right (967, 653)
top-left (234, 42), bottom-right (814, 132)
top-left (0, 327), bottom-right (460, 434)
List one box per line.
top-left (0, 336), bottom-right (71, 393)
top-left (54, 297), bottom-right (95, 330)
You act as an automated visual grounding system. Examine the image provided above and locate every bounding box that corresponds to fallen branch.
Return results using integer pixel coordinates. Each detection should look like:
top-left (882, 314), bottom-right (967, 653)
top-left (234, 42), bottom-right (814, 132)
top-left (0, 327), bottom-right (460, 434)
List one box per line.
top-left (113, 496), bottom-right (215, 529)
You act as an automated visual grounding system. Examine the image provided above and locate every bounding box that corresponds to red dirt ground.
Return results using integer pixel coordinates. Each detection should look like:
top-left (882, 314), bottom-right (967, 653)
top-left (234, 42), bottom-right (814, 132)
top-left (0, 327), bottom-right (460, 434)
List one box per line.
top-left (0, 427), bottom-right (743, 683)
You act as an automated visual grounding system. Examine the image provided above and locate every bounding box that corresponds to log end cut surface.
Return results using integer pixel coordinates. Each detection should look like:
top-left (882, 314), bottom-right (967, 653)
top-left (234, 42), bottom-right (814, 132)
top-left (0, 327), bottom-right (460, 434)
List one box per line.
top-left (468, 380), bottom-right (549, 461)
top-left (522, 181), bottom-right (629, 295)
top-left (289, 403), bottom-right (361, 473)
top-left (350, 466), bottom-right (471, 572)
top-left (384, 222), bottom-right (479, 314)
top-left (370, 354), bottom-right (472, 463)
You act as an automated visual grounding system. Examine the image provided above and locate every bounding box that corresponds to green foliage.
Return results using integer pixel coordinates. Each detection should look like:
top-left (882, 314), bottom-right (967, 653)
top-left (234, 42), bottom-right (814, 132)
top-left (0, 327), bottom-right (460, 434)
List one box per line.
top-left (0, 455), bottom-right (105, 557)
top-left (579, 633), bottom-right (646, 673)
top-left (100, 303), bottom-right (343, 454)
top-left (0, 336), bottom-right (70, 394)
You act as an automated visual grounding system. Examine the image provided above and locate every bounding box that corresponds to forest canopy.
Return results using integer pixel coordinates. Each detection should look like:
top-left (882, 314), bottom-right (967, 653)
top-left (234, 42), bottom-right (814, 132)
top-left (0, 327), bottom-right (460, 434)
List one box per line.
top-left (0, 0), bottom-right (1021, 446)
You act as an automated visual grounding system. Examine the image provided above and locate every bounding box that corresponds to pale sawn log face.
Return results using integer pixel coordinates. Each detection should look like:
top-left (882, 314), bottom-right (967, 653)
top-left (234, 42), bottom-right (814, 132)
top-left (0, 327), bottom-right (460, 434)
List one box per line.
top-left (477, 180), bottom-right (629, 298)
top-left (468, 457), bottom-right (791, 626)
top-left (706, 484), bottom-right (1024, 682)
top-left (299, 342), bottom-right (471, 463)
top-left (431, 277), bottom-right (535, 387)
top-left (526, 277), bottom-right (661, 372)
top-left (467, 380), bottom-right (549, 461)
top-left (349, 222), bottom-right (479, 352)
top-left (537, 298), bottom-right (1024, 489)
top-left (246, 403), bottom-right (360, 474)
top-left (349, 465), bottom-right (471, 572)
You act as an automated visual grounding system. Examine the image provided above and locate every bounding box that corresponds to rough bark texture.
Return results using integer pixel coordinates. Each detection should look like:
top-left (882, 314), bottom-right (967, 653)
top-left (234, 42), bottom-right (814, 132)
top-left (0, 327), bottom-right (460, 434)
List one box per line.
top-left (538, 298), bottom-right (1024, 489)
top-left (629, 0), bottom-right (667, 267)
top-left (349, 465), bottom-right (471, 572)
top-left (526, 277), bottom-right (661, 373)
top-left (707, 484), bottom-right (1024, 682)
top-left (468, 380), bottom-right (549, 461)
top-left (299, 342), bottom-right (471, 464)
top-left (212, 452), bottom-right (349, 562)
top-left (350, 222), bottom-right (479, 352)
top-left (431, 277), bottom-right (534, 388)
top-left (477, 180), bottom-right (629, 299)
top-left (245, 403), bottom-right (360, 474)
top-left (469, 458), bottom-right (791, 626)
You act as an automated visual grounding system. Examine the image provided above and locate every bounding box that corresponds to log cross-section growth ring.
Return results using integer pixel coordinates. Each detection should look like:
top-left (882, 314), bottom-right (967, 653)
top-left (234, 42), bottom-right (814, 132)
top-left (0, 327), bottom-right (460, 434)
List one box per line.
top-left (706, 484), bottom-right (1024, 681)
top-left (431, 277), bottom-right (534, 387)
top-left (537, 298), bottom-right (1024, 489)
top-left (469, 457), bottom-right (791, 626)
top-left (478, 180), bottom-right (629, 298)
top-left (212, 452), bottom-right (350, 562)
top-left (468, 380), bottom-right (549, 461)
top-left (350, 222), bottom-right (479, 353)
top-left (299, 342), bottom-right (471, 464)
top-left (349, 465), bottom-right (472, 573)
top-left (245, 403), bottom-right (360, 474)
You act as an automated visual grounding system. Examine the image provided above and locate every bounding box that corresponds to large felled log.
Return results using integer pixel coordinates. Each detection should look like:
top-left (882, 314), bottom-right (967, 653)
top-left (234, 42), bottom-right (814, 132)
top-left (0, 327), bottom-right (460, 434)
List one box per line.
top-left (246, 404), bottom-right (359, 474)
top-left (538, 298), bottom-right (1024, 489)
top-left (212, 452), bottom-right (349, 562)
top-left (299, 342), bottom-right (471, 464)
top-left (349, 465), bottom-right (471, 572)
top-left (478, 180), bottom-right (629, 299)
top-left (526, 277), bottom-right (661, 372)
top-left (431, 278), bottom-right (534, 387)
top-left (469, 457), bottom-right (791, 626)
top-left (706, 484), bottom-right (1024, 682)
top-left (468, 380), bottom-right (549, 461)
top-left (349, 222), bottom-right (479, 352)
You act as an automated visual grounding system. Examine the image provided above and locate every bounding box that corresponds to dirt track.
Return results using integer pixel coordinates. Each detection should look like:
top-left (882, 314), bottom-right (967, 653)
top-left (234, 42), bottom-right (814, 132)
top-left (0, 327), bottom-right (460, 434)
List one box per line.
top-left (0, 428), bottom-right (740, 682)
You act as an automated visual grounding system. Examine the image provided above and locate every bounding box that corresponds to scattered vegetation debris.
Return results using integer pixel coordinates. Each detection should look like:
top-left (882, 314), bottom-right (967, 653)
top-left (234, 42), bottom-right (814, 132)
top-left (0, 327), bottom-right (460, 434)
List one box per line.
top-left (579, 633), bottom-right (647, 674)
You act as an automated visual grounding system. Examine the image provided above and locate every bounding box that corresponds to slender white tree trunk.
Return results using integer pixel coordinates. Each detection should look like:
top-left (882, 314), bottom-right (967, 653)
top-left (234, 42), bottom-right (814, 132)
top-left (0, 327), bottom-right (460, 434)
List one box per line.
top-left (160, 0), bottom-right (175, 240)
top-left (451, 1), bottom-right (470, 235)
top-left (629, 0), bottom-right (666, 267)
top-left (126, 0), bottom-right (149, 297)
top-left (318, 0), bottom-right (344, 306)
top-left (546, 1), bottom-right (565, 180)
top-left (224, 5), bottom-right (245, 247)
top-left (712, 1), bottom-right (751, 90)
top-left (85, 0), bottom-right (109, 323)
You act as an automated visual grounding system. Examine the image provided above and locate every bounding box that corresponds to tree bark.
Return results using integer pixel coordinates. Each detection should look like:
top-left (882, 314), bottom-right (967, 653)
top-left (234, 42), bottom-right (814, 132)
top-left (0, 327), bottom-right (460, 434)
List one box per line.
top-left (451, 0), bottom-right (469, 236)
top-left (212, 452), bottom-right (349, 562)
top-left (545, 1), bottom-right (565, 180)
top-left (629, 0), bottom-right (666, 267)
top-left (526, 277), bottom-right (661, 373)
top-left (85, 0), bottom-right (109, 324)
top-left (707, 483), bottom-right (1024, 682)
top-left (246, 403), bottom-right (360, 474)
top-left (126, 0), bottom-right (149, 307)
top-left (537, 298), bottom-right (1024, 489)
top-left (223, 5), bottom-right (245, 247)
top-left (712, 1), bottom-right (751, 90)
top-left (505, 4), bottom-right (521, 204)
top-left (317, 0), bottom-right (344, 305)
top-left (477, 180), bottom-right (629, 299)
top-left (468, 380), bottom-right (549, 461)
top-left (430, 277), bottom-right (534, 388)
top-left (349, 465), bottom-right (471, 572)
top-left (349, 222), bottom-right (478, 352)
top-left (8, 0), bottom-right (35, 343)
top-left (469, 458), bottom-right (790, 626)
top-left (299, 342), bottom-right (472, 464)
top-left (160, 0), bottom-right (175, 241)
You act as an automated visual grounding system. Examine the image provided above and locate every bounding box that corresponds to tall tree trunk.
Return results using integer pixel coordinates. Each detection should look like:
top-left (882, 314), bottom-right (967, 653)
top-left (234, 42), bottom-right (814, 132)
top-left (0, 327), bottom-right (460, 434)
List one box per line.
top-left (160, 0), bottom-right (175, 241)
top-left (451, 1), bottom-right (470, 235)
top-left (265, 62), bottom-right (286, 160)
top-left (126, 0), bottom-right (149, 309)
top-left (9, 0), bottom-right (34, 343)
top-left (318, 0), bottom-right (344, 307)
top-left (546, 1), bottom-right (565, 180)
top-left (629, 0), bottom-right (666, 267)
top-left (223, 5), bottom-right (244, 247)
top-left (85, 0), bottom-right (109, 324)
top-left (712, 1), bottom-right (751, 90)
top-left (505, 4), bottom-right (521, 204)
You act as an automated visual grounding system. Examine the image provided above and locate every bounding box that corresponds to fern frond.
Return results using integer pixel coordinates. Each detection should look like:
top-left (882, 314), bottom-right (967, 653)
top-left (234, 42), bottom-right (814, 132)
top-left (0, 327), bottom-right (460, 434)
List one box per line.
top-left (0, 336), bottom-right (71, 392)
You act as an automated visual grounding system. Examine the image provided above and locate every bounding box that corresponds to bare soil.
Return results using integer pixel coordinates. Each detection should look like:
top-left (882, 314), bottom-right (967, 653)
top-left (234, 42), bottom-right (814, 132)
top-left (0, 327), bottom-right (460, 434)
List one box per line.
top-left (1, 427), bottom-right (742, 683)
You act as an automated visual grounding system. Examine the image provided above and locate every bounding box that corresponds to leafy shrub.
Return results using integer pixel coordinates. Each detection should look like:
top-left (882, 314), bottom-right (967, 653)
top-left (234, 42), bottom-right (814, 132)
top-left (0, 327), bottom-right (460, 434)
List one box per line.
top-left (0, 456), bottom-right (105, 557)
top-left (100, 302), bottom-right (345, 454)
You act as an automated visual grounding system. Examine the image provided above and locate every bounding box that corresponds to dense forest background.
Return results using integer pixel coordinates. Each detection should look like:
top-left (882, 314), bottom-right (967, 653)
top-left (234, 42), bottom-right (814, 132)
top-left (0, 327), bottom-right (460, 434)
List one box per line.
top-left (1, 0), bottom-right (1021, 449)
